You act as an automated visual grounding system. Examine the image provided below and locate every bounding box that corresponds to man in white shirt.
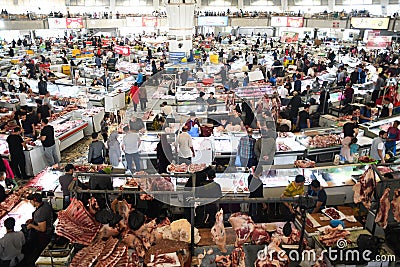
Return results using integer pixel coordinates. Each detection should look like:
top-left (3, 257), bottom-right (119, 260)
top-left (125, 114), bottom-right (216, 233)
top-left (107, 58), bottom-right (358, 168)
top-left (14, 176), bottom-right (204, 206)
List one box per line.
top-left (278, 85), bottom-right (289, 100)
top-left (0, 217), bottom-right (25, 267)
top-left (18, 89), bottom-right (28, 106)
top-left (160, 101), bottom-right (173, 116)
top-left (370, 130), bottom-right (387, 163)
top-left (122, 125), bottom-right (141, 173)
top-left (176, 126), bottom-right (195, 164)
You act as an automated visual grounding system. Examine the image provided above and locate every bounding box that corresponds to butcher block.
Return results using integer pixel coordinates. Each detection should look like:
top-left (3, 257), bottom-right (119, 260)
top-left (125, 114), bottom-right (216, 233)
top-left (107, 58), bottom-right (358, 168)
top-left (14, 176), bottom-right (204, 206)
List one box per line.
top-left (296, 206), bottom-right (363, 237)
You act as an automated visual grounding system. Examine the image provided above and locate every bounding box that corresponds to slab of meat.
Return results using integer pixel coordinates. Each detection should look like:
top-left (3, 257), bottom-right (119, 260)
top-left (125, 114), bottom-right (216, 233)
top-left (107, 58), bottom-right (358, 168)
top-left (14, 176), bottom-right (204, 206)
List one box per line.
top-left (211, 209), bottom-right (227, 253)
top-left (97, 224), bottom-right (120, 240)
top-left (157, 217), bottom-right (171, 227)
top-left (147, 253), bottom-right (178, 266)
top-left (215, 255), bottom-right (232, 267)
top-left (150, 177), bottom-right (174, 191)
top-left (318, 227), bottom-right (350, 247)
top-left (115, 245), bottom-right (130, 267)
top-left (391, 189), bottom-right (400, 222)
top-left (98, 237), bottom-right (119, 261)
top-left (111, 199), bottom-right (131, 229)
top-left (353, 168), bottom-right (376, 209)
top-left (375, 188), bottom-right (391, 229)
top-left (94, 244), bottom-right (127, 267)
top-left (130, 251), bottom-right (140, 266)
top-left (254, 237), bottom-right (288, 267)
top-left (56, 198), bottom-right (101, 245)
top-left (228, 213), bottom-right (255, 247)
top-left (251, 226), bottom-right (271, 245)
top-left (70, 239), bottom-right (106, 267)
top-left (134, 219), bottom-right (157, 249)
top-left (122, 232), bottom-right (146, 258)
top-left (294, 160), bottom-right (316, 168)
top-left (231, 247), bottom-right (246, 267)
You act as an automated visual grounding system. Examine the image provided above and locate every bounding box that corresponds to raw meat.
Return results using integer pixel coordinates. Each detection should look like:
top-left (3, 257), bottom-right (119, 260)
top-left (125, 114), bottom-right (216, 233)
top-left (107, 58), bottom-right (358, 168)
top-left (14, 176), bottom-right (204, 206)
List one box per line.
top-left (391, 189), bottom-right (400, 222)
top-left (294, 160), bottom-right (316, 168)
top-left (56, 198), bottom-right (101, 245)
top-left (111, 198), bottom-right (131, 228)
top-left (318, 227), bottom-right (350, 247)
top-left (189, 163), bottom-right (207, 173)
top-left (254, 237), bottom-right (288, 267)
top-left (70, 239), bottom-right (106, 267)
top-left (375, 188), bottom-right (391, 229)
top-left (305, 134), bottom-right (341, 148)
top-left (251, 226), bottom-right (271, 245)
top-left (94, 244), bottom-right (127, 267)
top-left (157, 217), bottom-right (171, 227)
top-left (215, 255), bottom-right (232, 267)
top-left (115, 246), bottom-right (130, 267)
top-left (231, 247), bottom-right (246, 267)
top-left (324, 208), bottom-right (341, 219)
top-left (211, 209), bottom-right (227, 253)
top-left (122, 232), bottom-right (145, 258)
top-left (228, 213), bottom-right (255, 247)
top-left (149, 177), bottom-right (174, 191)
top-left (147, 254), bottom-right (178, 266)
top-left (167, 163), bottom-right (188, 173)
top-left (134, 219), bottom-right (157, 249)
top-left (130, 252), bottom-right (140, 266)
top-left (98, 237), bottom-right (119, 261)
top-left (353, 168), bottom-right (376, 209)
top-left (97, 224), bottom-right (120, 240)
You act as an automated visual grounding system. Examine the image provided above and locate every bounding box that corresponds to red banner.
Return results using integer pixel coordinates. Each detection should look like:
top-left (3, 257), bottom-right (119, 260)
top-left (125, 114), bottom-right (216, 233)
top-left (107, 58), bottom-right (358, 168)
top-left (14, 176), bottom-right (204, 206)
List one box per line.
top-left (66, 18), bottom-right (84, 29)
top-left (287, 17), bottom-right (304, 28)
top-left (142, 17), bottom-right (158, 27)
top-left (114, 45), bottom-right (130, 56)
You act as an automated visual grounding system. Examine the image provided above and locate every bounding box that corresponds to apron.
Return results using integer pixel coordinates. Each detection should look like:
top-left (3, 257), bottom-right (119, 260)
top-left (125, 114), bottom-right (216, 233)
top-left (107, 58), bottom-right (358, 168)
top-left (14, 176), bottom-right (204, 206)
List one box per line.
top-left (308, 189), bottom-right (325, 211)
top-left (380, 105), bottom-right (389, 118)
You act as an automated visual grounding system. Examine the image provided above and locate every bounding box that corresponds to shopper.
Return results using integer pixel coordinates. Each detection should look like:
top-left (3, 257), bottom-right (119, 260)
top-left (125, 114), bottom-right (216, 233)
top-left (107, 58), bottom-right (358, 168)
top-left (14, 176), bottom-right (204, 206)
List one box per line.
top-left (0, 157), bottom-right (17, 189)
top-left (307, 180), bottom-right (327, 214)
top-left (139, 86), bottom-right (148, 111)
top-left (176, 126), bottom-right (195, 164)
top-left (281, 174), bottom-right (305, 218)
top-left (100, 114), bottom-right (110, 142)
top-left (293, 74), bottom-right (302, 94)
top-left (386, 121), bottom-right (400, 155)
top-left (129, 82), bottom-right (140, 112)
top-left (107, 131), bottom-right (121, 167)
top-left (343, 83), bottom-right (354, 105)
top-left (248, 168), bottom-right (264, 223)
top-left (237, 128), bottom-right (256, 168)
top-left (254, 128), bottom-right (276, 172)
top-left (343, 117), bottom-right (359, 138)
top-left (88, 132), bottom-right (107, 164)
top-left (372, 73), bottom-right (385, 104)
top-left (297, 104), bottom-right (311, 130)
top-left (360, 102), bottom-right (374, 123)
top-left (58, 164), bottom-right (78, 209)
top-left (207, 92), bottom-right (217, 112)
top-left (380, 97), bottom-right (393, 118)
top-left (0, 217), bottom-right (25, 267)
top-left (6, 127), bottom-right (28, 180)
top-left (243, 72), bottom-right (249, 86)
top-left (156, 134), bottom-right (173, 174)
top-left (318, 88), bottom-right (330, 114)
top-left (25, 193), bottom-right (53, 260)
top-left (40, 118), bottom-right (59, 166)
top-left (288, 91), bottom-right (302, 124)
top-left (0, 172), bottom-right (8, 202)
top-left (340, 136), bottom-right (352, 162)
top-left (122, 125), bottom-right (141, 173)
top-left (370, 130), bottom-right (387, 163)
top-left (136, 69), bottom-right (144, 86)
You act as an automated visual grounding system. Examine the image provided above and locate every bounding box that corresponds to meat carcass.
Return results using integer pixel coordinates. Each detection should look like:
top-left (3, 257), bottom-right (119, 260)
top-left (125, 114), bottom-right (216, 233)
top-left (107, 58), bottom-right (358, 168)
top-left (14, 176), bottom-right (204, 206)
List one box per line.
top-left (70, 239), bottom-right (106, 267)
top-left (98, 237), bottom-right (119, 261)
top-left (391, 189), bottom-right (400, 222)
top-left (215, 255), bottom-right (232, 267)
top-left (122, 232), bottom-right (145, 258)
top-left (134, 219), bottom-right (157, 249)
top-left (211, 209), bottom-right (227, 253)
top-left (254, 238), bottom-right (288, 267)
top-left (97, 224), bottom-right (120, 240)
top-left (111, 198), bottom-right (131, 229)
top-left (130, 252), bottom-right (140, 266)
top-left (88, 197), bottom-right (99, 216)
top-left (318, 227), bottom-right (350, 247)
top-left (375, 188), bottom-right (391, 229)
top-left (94, 244), bottom-right (127, 267)
top-left (353, 168), bottom-right (376, 209)
top-left (231, 247), bottom-right (246, 267)
top-left (251, 225), bottom-right (271, 245)
top-left (228, 213), bottom-right (255, 247)
top-left (115, 246), bottom-right (130, 267)
top-left (150, 177), bottom-right (175, 191)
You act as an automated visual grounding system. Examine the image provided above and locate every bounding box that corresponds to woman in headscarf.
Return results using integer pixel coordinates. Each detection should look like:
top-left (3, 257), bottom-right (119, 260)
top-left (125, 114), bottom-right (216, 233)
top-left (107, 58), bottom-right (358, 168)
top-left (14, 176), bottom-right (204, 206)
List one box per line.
top-left (107, 131), bottom-right (121, 167)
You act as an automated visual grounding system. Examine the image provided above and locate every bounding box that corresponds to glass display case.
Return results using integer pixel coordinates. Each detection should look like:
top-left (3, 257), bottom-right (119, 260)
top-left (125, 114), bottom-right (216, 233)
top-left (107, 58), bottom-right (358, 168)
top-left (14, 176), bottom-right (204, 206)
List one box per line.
top-left (360, 115), bottom-right (400, 138)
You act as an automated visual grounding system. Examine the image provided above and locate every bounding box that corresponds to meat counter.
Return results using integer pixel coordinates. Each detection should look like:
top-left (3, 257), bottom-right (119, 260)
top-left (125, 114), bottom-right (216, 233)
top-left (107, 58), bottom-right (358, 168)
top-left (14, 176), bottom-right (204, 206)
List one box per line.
top-left (275, 132), bottom-right (306, 165)
top-left (50, 117), bottom-right (88, 152)
top-left (72, 107), bottom-right (105, 136)
top-left (0, 200), bottom-right (35, 238)
top-left (0, 134), bottom-right (47, 176)
top-left (360, 115), bottom-right (400, 138)
top-left (259, 164), bottom-right (369, 205)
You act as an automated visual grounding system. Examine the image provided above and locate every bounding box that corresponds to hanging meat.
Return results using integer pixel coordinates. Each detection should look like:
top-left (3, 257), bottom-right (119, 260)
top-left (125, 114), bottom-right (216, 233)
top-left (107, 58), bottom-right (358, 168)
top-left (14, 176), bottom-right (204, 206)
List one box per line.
top-left (215, 255), bottom-right (232, 267)
top-left (97, 224), bottom-right (120, 240)
top-left (251, 225), bottom-right (271, 245)
top-left (69, 239), bottom-right (106, 267)
top-left (211, 209), bottom-right (227, 253)
top-left (111, 198), bottom-right (131, 229)
top-left (375, 188), bottom-right (391, 229)
top-left (121, 231), bottom-right (146, 258)
top-left (392, 189), bottom-right (400, 222)
top-left (134, 219), bottom-right (157, 249)
top-left (353, 167), bottom-right (376, 209)
top-left (231, 247), bottom-right (246, 267)
top-left (228, 213), bottom-right (255, 247)
top-left (254, 237), bottom-right (289, 267)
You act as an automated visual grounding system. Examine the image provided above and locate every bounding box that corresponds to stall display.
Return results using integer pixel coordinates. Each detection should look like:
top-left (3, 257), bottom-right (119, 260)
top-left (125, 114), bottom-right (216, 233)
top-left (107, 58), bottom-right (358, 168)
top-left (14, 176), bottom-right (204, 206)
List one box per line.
top-left (0, 200), bottom-right (35, 238)
top-left (50, 118), bottom-right (88, 151)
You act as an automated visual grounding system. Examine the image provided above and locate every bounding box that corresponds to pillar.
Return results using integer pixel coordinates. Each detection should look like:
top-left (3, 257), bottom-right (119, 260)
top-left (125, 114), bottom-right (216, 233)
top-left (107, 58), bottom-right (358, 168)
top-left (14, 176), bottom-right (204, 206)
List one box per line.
top-left (281, 0), bottom-right (288, 13)
top-left (110, 0), bottom-right (116, 18)
top-left (238, 0), bottom-right (244, 10)
top-left (328, 0), bottom-right (334, 13)
top-left (381, 0), bottom-right (388, 16)
top-left (154, 0), bottom-right (160, 11)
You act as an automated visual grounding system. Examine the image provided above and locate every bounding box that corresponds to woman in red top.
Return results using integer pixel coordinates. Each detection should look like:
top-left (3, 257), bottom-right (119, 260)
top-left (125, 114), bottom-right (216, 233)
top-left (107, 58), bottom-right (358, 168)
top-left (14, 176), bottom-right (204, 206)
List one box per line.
top-left (0, 157), bottom-right (17, 188)
top-left (129, 82), bottom-right (140, 112)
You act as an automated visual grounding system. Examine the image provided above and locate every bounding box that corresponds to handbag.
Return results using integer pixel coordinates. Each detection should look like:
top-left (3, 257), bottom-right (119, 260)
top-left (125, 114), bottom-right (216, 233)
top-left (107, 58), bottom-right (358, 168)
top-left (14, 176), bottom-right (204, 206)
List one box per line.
top-left (235, 155), bottom-right (241, 167)
top-left (91, 156), bottom-right (104, 164)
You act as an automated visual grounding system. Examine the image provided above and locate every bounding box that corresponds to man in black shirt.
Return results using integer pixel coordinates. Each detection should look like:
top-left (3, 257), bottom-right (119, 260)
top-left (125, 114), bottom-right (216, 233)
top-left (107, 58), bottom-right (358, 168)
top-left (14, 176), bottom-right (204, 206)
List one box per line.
top-left (343, 117), bottom-right (359, 138)
top-left (20, 113), bottom-right (35, 138)
top-left (6, 127), bottom-right (27, 179)
top-left (248, 168), bottom-right (264, 222)
top-left (40, 118), bottom-right (59, 167)
top-left (307, 180), bottom-right (327, 213)
top-left (38, 77), bottom-right (47, 96)
top-left (207, 92), bottom-right (217, 112)
top-left (297, 104), bottom-right (311, 129)
top-left (36, 100), bottom-right (51, 121)
top-left (58, 164), bottom-right (83, 209)
top-left (13, 106), bottom-right (27, 126)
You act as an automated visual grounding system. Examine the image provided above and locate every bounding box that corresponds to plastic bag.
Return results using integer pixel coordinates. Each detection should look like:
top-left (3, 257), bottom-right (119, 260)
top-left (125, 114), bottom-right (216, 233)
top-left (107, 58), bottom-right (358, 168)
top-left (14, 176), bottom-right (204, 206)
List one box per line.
top-left (235, 155), bottom-right (241, 167)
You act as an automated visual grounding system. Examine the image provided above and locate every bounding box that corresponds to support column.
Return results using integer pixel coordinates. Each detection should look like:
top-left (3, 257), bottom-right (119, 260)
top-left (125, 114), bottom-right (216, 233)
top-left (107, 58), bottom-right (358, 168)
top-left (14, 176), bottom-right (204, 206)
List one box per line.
top-left (154, 0), bottom-right (160, 11)
top-left (381, 0), bottom-right (388, 16)
top-left (328, 0), bottom-right (335, 13)
top-left (238, 0), bottom-right (244, 10)
top-left (110, 0), bottom-right (116, 18)
top-left (281, 0), bottom-right (288, 13)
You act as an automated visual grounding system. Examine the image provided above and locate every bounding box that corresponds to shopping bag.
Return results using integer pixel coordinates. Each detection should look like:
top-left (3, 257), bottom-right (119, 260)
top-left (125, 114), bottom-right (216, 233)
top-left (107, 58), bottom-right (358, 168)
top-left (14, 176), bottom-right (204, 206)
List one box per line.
top-left (235, 155), bottom-right (241, 167)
